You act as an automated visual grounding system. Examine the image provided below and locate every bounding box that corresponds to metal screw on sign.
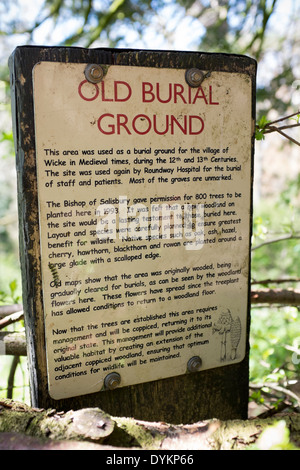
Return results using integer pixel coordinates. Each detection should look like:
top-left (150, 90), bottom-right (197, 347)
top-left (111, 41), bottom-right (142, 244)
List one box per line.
top-left (104, 372), bottom-right (121, 390)
top-left (84, 64), bottom-right (105, 84)
top-left (185, 68), bottom-right (211, 88)
top-left (187, 356), bottom-right (202, 373)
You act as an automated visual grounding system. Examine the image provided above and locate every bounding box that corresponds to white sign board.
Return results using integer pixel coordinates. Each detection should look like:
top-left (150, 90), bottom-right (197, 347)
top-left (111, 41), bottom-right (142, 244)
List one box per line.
top-left (33, 62), bottom-right (253, 399)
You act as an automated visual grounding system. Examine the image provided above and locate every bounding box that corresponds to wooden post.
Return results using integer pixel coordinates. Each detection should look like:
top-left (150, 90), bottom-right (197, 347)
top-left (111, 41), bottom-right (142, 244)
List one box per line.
top-left (9, 46), bottom-right (256, 423)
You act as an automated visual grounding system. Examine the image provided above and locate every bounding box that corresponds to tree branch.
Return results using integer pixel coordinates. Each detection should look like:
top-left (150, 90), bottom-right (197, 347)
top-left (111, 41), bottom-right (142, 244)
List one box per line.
top-left (7, 356), bottom-right (20, 399)
top-left (264, 110), bottom-right (300, 126)
top-left (0, 401), bottom-right (116, 449)
top-left (252, 233), bottom-right (300, 250)
top-left (0, 305), bottom-right (23, 319)
top-left (0, 331), bottom-right (27, 356)
top-left (0, 398), bottom-right (299, 450)
top-left (250, 382), bottom-right (300, 407)
top-left (251, 288), bottom-right (300, 306)
top-left (256, 111), bottom-right (300, 145)
top-left (251, 278), bottom-right (300, 286)
top-left (0, 310), bottom-right (24, 330)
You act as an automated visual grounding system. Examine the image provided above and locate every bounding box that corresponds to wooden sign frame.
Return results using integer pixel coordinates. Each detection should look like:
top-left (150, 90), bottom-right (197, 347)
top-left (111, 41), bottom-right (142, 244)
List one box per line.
top-left (9, 46), bottom-right (256, 423)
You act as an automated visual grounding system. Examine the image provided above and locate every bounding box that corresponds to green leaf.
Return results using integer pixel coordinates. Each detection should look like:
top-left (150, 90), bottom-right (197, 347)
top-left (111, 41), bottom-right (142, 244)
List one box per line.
top-left (255, 129), bottom-right (265, 140)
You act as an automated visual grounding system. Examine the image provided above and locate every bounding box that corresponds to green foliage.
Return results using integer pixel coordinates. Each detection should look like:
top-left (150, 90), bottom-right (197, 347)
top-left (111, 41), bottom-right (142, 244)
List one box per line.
top-left (281, 174), bottom-right (300, 207)
top-left (250, 189), bottom-right (300, 399)
top-left (250, 306), bottom-right (299, 383)
top-left (252, 209), bottom-right (300, 280)
top-left (255, 115), bottom-right (270, 141)
top-left (0, 356), bottom-right (30, 403)
top-left (0, 131), bottom-right (14, 146)
top-left (8, 280), bottom-right (20, 304)
top-left (252, 420), bottom-right (300, 450)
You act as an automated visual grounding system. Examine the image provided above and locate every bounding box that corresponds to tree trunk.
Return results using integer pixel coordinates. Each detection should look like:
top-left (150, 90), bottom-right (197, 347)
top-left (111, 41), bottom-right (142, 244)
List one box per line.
top-left (0, 399), bottom-right (299, 450)
top-left (0, 332), bottom-right (27, 356)
top-left (251, 288), bottom-right (300, 306)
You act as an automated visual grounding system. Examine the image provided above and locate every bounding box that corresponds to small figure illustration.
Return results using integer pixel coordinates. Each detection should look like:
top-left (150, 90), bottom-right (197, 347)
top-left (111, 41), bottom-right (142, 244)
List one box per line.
top-left (213, 309), bottom-right (242, 361)
top-left (230, 316), bottom-right (242, 360)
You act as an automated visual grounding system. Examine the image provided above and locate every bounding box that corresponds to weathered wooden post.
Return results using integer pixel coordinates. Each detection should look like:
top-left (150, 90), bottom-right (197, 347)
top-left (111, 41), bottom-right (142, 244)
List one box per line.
top-left (9, 46), bottom-right (256, 423)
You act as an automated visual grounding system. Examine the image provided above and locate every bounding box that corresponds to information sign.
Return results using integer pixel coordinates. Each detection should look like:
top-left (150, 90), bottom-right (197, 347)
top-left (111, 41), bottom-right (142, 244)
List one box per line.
top-left (32, 62), bottom-right (253, 399)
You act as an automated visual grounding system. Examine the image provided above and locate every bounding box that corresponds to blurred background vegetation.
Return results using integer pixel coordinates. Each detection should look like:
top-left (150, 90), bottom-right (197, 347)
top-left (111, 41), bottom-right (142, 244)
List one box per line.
top-left (0, 0), bottom-right (299, 416)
